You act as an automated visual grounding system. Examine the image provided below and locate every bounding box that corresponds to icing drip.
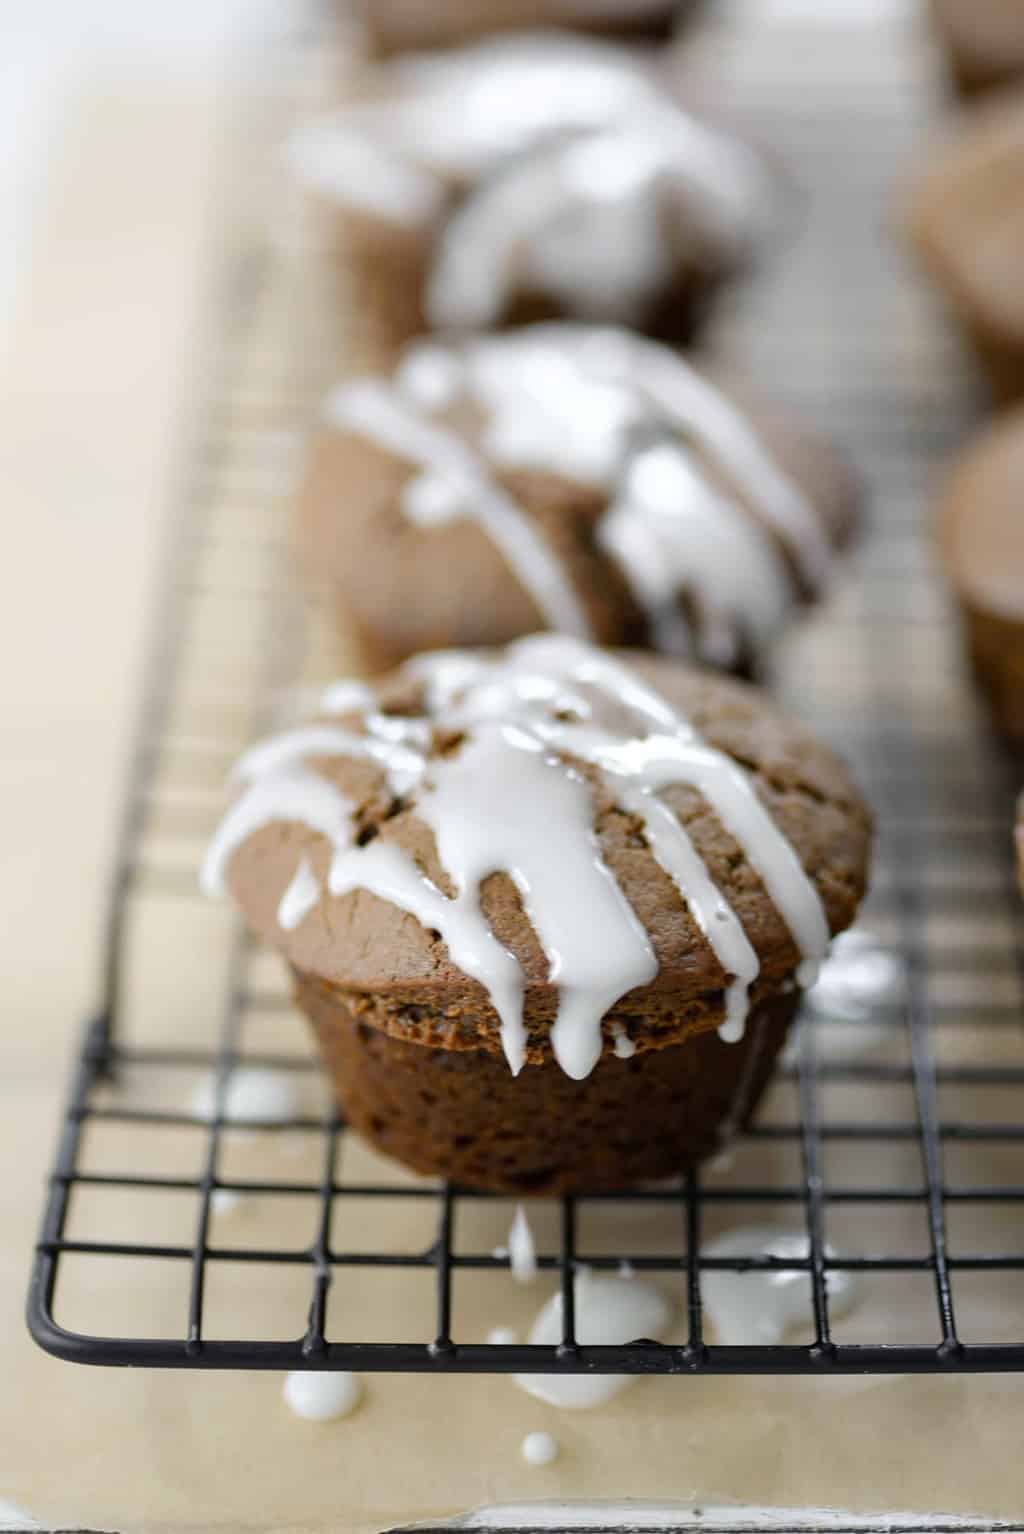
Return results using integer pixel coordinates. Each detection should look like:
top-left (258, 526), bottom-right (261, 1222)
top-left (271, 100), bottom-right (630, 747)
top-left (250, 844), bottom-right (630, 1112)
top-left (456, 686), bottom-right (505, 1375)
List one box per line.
top-left (328, 325), bottom-right (828, 668)
top-left (325, 379), bottom-right (591, 639)
top-left (203, 636), bottom-right (831, 1078)
top-left (701, 1226), bottom-right (857, 1344)
top-left (509, 1205), bottom-right (539, 1282)
top-left (513, 1270), bottom-right (672, 1408)
top-left (610, 1021), bottom-right (636, 1059)
top-left (277, 854), bottom-right (321, 931)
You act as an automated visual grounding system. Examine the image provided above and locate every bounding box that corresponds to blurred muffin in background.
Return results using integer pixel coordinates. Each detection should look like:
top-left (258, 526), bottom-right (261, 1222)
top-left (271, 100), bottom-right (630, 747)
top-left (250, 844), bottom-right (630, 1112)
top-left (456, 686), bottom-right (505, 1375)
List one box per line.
top-left (930, 0), bottom-right (1024, 97)
top-left (297, 324), bottom-right (859, 675)
top-left (938, 405), bottom-right (1024, 745)
top-left (360, 0), bottom-right (688, 54)
top-left (907, 90), bottom-right (1024, 404)
top-left (288, 33), bottom-right (780, 369)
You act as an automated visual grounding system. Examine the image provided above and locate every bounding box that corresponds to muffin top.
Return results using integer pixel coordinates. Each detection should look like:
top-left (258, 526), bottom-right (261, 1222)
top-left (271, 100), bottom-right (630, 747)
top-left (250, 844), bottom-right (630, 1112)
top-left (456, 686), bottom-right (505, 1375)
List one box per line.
top-left (288, 33), bottom-right (773, 330)
top-left (940, 404), bottom-right (1024, 619)
top-left (301, 323), bottom-right (857, 672)
top-left (908, 91), bottom-right (1024, 342)
top-left (204, 638), bottom-right (872, 1079)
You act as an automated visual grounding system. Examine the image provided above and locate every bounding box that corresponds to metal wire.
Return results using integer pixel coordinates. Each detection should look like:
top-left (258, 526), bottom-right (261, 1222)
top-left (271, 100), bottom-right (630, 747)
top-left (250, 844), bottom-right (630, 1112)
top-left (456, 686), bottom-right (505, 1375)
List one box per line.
top-left (25, 7), bottom-right (1024, 1375)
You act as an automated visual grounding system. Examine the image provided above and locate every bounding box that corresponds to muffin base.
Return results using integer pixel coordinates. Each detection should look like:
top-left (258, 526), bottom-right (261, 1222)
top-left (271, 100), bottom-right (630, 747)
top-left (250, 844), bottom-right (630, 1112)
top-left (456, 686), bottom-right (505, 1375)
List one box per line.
top-left (961, 603), bottom-right (1024, 745)
top-left (294, 971), bottom-right (800, 1194)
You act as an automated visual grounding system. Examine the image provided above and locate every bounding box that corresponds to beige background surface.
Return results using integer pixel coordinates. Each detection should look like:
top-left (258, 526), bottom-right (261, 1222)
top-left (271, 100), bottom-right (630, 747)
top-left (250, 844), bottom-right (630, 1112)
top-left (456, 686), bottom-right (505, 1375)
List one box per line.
top-left (5, 8), bottom-right (1024, 1534)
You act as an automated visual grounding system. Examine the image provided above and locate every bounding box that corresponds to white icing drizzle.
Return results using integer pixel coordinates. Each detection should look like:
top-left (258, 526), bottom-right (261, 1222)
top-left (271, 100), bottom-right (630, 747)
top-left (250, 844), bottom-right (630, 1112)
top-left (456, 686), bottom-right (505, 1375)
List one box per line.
top-left (513, 1270), bottom-right (672, 1408)
top-left (287, 35), bottom-right (770, 328)
top-left (277, 854), bottom-right (321, 931)
top-left (203, 636), bottom-right (831, 1079)
top-left (327, 325), bottom-right (829, 668)
top-left (283, 1370), bottom-right (363, 1421)
top-left (521, 1431), bottom-right (560, 1466)
top-left (325, 378), bottom-right (591, 640)
top-left (701, 1225), bottom-right (857, 1345)
top-left (509, 1205), bottom-right (538, 1282)
top-left (428, 104), bottom-right (767, 331)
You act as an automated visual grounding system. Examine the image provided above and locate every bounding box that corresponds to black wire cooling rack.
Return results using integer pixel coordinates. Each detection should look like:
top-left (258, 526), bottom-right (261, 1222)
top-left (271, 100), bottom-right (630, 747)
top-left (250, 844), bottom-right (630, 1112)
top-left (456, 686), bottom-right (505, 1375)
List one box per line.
top-left (26, 6), bottom-right (1024, 1377)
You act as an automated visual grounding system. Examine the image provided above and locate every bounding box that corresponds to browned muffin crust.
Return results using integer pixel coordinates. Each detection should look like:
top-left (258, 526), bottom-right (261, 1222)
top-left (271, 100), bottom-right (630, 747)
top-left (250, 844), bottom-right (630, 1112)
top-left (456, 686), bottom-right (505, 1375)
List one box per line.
top-left (939, 406), bottom-right (1024, 744)
top-left (300, 977), bottom-right (797, 1193)
top-left (224, 654), bottom-right (873, 1065)
top-left (907, 91), bottom-right (1024, 404)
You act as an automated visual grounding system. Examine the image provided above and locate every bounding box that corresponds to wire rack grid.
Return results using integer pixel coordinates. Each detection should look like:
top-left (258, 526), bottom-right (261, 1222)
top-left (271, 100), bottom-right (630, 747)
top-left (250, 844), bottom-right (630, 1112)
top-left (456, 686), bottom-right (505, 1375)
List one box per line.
top-left (25, 5), bottom-right (1024, 1376)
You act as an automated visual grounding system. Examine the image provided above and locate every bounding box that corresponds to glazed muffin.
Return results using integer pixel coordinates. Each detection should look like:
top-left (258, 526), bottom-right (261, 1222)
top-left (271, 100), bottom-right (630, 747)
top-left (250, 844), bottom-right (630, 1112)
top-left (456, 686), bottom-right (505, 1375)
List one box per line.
top-left (202, 637), bottom-right (873, 1193)
top-left (361, 0), bottom-right (685, 54)
top-left (930, 0), bottom-right (1024, 97)
top-left (298, 323), bottom-right (859, 676)
top-left (288, 34), bottom-right (777, 367)
top-left (907, 91), bottom-right (1024, 403)
top-left (939, 405), bottom-right (1024, 744)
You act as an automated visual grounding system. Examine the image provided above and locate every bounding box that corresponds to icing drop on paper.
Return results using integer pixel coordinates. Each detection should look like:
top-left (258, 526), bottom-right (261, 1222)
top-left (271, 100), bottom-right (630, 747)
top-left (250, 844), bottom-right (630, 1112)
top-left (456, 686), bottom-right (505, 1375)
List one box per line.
top-left (521, 1431), bottom-right (560, 1466)
top-left (513, 1271), bottom-right (672, 1408)
top-left (203, 636), bottom-right (831, 1079)
top-left (701, 1225), bottom-right (857, 1345)
top-left (191, 1067), bottom-right (301, 1127)
top-left (283, 1370), bottom-right (363, 1421)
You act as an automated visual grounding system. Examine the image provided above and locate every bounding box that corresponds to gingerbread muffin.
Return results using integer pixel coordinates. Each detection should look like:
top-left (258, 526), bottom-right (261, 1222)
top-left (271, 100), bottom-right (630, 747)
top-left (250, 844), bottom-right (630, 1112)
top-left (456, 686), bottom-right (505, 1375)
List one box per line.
top-left (939, 405), bottom-right (1024, 745)
top-left (202, 637), bottom-right (873, 1193)
top-left (907, 91), bottom-right (1024, 403)
top-left (288, 34), bottom-right (777, 367)
top-left (361, 0), bottom-right (684, 54)
top-left (930, 0), bottom-right (1024, 97)
top-left (298, 323), bottom-right (859, 676)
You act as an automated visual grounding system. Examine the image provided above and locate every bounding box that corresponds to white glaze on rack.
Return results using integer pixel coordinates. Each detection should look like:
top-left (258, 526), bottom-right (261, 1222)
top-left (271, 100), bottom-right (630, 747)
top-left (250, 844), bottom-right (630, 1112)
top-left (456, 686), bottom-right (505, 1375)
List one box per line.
top-left (327, 325), bottom-right (829, 666)
top-left (191, 1066), bottom-right (301, 1126)
top-left (700, 1225), bottom-right (857, 1344)
top-left (513, 1270), bottom-right (672, 1408)
top-left (287, 35), bottom-right (769, 327)
top-left (203, 636), bottom-right (831, 1079)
